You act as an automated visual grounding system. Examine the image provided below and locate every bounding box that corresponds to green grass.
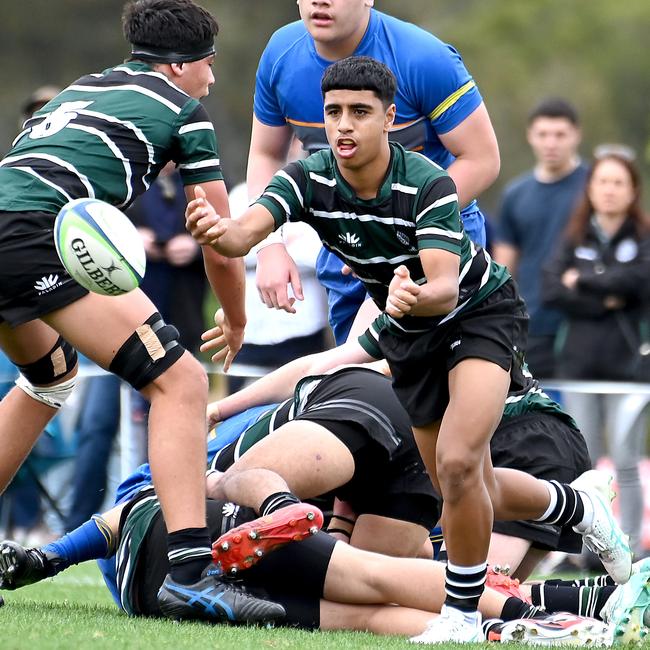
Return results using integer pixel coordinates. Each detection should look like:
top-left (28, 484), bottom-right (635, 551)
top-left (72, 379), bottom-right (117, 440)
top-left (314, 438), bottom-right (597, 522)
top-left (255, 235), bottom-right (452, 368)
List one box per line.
top-left (0, 563), bottom-right (448, 650)
top-left (3, 563), bottom-right (609, 649)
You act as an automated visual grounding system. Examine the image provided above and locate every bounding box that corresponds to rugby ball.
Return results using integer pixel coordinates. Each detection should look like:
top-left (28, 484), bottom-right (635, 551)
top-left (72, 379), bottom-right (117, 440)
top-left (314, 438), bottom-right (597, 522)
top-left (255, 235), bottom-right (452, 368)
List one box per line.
top-left (54, 198), bottom-right (146, 296)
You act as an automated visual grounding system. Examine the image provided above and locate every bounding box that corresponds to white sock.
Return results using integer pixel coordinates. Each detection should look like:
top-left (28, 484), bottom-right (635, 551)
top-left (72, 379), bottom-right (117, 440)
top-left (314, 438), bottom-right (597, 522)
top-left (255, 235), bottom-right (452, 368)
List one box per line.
top-left (574, 490), bottom-right (595, 532)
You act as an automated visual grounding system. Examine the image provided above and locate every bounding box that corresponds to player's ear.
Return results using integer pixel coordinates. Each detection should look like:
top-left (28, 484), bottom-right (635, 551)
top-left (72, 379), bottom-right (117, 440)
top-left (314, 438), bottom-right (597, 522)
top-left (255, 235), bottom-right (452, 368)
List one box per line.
top-left (384, 103), bottom-right (396, 131)
top-left (365, 0), bottom-right (375, 8)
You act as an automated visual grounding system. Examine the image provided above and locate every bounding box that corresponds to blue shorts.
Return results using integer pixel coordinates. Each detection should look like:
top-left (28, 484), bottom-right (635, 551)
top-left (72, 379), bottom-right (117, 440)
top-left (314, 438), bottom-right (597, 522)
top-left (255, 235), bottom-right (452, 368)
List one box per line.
top-left (316, 205), bottom-right (486, 344)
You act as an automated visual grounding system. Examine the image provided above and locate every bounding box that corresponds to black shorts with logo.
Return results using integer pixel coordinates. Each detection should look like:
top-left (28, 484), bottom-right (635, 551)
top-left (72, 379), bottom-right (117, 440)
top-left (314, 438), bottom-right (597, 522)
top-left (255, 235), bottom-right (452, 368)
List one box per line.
top-left (490, 412), bottom-right (592, 552)
top-left (214, 367), bottom-right (441, 530)
top-left (0, 211), bottom-right (88, 326)
top-left (379, 279), bottom-right (529, 427)
top-left (124, 492), bottom-right (336, 629)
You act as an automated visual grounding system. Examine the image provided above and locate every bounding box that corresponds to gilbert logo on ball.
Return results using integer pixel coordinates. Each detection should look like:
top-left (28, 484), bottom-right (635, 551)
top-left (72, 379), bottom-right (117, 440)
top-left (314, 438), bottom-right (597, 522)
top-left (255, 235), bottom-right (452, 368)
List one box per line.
top-left (54, 198), bottom-right (146, 296)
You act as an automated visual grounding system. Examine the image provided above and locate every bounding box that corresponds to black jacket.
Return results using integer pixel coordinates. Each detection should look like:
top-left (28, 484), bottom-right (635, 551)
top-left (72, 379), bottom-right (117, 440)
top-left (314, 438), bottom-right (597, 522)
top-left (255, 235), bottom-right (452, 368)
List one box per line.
top-left (542, 217), bottom-right (650, 380)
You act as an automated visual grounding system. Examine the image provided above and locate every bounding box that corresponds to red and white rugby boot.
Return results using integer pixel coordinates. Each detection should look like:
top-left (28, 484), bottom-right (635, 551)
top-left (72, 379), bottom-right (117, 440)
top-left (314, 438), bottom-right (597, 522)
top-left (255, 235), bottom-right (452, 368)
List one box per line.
top-left (212, 503), bottom-right (323, 574)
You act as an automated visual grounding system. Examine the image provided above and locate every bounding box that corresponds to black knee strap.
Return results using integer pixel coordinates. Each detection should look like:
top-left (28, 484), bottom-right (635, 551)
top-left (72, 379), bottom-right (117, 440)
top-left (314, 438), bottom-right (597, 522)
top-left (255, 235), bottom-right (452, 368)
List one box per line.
top-left (17, 336), bottom-right (77, 384)
top-left (109, 312), bottom-right (184, 390)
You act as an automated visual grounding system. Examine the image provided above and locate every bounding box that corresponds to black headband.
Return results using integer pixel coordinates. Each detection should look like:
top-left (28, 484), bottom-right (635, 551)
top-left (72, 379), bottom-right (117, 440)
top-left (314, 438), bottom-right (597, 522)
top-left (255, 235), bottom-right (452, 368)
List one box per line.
top-left (130, 39), bottom-right (215, 63)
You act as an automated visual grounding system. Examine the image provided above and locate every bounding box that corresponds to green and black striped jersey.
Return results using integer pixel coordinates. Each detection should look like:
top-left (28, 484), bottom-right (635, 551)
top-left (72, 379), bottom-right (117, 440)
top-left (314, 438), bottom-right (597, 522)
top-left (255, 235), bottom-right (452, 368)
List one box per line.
top-left (0, 61), bottom-right (221, 215)
top-left (257, 142), bottom-right (509, 340)
top-left (503, 376), bottom-right (578, 430)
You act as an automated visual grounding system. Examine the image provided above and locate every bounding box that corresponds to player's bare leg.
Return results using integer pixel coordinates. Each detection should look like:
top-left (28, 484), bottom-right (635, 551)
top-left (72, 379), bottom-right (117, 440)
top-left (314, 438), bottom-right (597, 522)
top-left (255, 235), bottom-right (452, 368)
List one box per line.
top-left (217, 420), bottom-right (356, 506)
top-left (350, 513), bottom-right (430, 558)
top-left (43, 291), bottom-right (284, 622)
top-left (322, 541), bottom-right (508, 619)
top-left (43, 291), bottom-right (209, 533)
top-left (0, 320), bottom-right (77, 493)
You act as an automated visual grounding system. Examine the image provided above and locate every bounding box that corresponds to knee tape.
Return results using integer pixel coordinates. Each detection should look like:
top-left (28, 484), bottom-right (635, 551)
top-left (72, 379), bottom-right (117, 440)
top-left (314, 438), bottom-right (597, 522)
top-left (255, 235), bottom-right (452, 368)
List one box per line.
top-left (16, 336), bottom-right (77, 384)
top-left (15, 374), bottom-right (76, 409)
top-left (14, 336), bottom-right (78, 408)
top-left (109, 312), bottom-right (185, 390)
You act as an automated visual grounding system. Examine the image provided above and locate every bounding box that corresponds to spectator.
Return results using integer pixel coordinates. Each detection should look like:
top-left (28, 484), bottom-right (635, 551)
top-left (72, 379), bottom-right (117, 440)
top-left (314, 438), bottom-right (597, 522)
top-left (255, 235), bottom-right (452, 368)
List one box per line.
top-left (493, 98), bottom-right (587, 379)
top-left (542, 146), bottom-right (650, 555)
top-left (19, 86), bottom-right (61, 127)
top-left (226, 182), bottom-right (330, 393)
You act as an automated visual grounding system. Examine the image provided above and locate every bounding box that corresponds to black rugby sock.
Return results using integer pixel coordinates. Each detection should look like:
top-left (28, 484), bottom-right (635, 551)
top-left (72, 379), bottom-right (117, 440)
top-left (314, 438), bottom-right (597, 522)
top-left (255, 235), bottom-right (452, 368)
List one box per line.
top-left (167, 527), bottom-right (212, 584)
top-left (259, 491), bottom-right (300, 516)
top-left (530, 583), bottom-right (615, 619)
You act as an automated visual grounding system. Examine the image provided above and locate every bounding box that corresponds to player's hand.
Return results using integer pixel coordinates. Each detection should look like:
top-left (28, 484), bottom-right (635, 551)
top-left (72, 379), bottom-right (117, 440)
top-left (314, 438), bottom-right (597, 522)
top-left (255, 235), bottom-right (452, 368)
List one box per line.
top-left (341, 263), bottom-right (358, 279)
top-left (185, 185), bottom-right (227, 245)
top-left (200, 308), bottom-right (244, 372)
top-left (206, 400), bottom-right (222, 429)
top-left (138, 227), bottom-right (164, 261)
top-left (561, 267), bottom-right (580, 290)
top-left (256, 243), bottom-right (304, 313)
top-left (386, 265), bottom-right (420, 319)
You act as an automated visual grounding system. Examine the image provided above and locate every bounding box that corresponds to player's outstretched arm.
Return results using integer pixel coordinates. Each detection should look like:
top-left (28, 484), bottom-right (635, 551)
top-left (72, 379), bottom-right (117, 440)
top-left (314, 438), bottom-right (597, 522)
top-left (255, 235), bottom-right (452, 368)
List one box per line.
top-left (185, 185), bottom-right (275, 256)
top-left (207, 340), bottom-right (373, 425)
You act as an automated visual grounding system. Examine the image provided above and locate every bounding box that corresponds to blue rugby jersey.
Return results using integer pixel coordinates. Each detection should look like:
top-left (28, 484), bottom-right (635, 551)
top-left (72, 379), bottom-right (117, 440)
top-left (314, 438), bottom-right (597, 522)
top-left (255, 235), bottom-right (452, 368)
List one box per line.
top-left (255, 10), bottom-right (482, 170)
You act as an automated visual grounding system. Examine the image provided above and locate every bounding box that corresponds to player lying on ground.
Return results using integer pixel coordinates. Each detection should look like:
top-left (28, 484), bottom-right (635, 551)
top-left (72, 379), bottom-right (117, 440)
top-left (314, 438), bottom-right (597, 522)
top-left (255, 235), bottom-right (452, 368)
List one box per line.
top-left (0, 482), bottom-right (637, 645)
top-left (209, 364), bottom-right (441, 558)
top-left (205, 321), bottom-right (592, 581)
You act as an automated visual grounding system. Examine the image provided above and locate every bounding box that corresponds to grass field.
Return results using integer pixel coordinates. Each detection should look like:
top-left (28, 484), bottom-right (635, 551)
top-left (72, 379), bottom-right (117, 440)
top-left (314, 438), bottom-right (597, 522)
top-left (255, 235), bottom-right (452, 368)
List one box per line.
top-left (0, 562), bottom-right (484, 650)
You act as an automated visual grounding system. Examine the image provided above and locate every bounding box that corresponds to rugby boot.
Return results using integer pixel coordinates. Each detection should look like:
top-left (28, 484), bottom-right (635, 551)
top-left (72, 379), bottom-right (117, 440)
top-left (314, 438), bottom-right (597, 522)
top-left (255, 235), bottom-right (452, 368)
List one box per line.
top-left (486, 565), bottom-right (532, 603)
top-left (157, 566), bottom-right (285, 624)
top-left (409, 605), bottom-right (484, 644)
top-left (571, 470), bottom-right (633, 585)
top-left (0, 541), bottom-right (65, 590)
top-left (495, 612), bottom-right (612, 646)
top-left (599, 558), bottom-right (650, 644)
top-left (212, 503), bottom-right (323, 574)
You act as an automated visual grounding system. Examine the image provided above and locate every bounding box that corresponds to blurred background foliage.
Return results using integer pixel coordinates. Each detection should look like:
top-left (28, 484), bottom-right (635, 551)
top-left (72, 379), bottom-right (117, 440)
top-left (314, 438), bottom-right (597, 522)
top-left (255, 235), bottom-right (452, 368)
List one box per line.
top-left (1, 0), bottom-right (647, 213)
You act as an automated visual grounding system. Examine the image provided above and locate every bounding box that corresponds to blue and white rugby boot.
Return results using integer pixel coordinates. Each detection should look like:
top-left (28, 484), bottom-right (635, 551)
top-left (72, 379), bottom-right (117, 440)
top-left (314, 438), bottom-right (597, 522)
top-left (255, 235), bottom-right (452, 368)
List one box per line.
top-left (157, 565), bottom-right (285, 624)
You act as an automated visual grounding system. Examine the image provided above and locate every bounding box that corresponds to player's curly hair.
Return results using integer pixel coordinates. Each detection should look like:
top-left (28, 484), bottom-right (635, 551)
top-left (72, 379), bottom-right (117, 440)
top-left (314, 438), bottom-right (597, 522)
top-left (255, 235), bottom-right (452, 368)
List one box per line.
top-left (122, 0), bottom-right (218, 51)
top-left (321, 56), bottom-right (396, 108)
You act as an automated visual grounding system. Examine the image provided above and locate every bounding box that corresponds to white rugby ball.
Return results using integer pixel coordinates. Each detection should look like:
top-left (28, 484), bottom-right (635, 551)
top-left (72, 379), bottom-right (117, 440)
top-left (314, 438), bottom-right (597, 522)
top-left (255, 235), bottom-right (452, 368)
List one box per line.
top-left (54, 198), bottom-right (146, 296)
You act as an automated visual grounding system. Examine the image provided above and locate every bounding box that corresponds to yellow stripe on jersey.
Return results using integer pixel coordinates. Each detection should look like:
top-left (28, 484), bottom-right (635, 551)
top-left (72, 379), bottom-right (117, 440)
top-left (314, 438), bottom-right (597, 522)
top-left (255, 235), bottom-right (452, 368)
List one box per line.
top-left (286, 117), bottom-right (324, 128)
top-left (428, 80), bottom-right (477, 123)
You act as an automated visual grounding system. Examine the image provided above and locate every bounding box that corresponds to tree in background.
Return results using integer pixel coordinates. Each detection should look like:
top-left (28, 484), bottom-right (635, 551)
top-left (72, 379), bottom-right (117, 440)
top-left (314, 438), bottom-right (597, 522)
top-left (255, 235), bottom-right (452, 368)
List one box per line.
top-left (1, 0), bottom-right (647, 212)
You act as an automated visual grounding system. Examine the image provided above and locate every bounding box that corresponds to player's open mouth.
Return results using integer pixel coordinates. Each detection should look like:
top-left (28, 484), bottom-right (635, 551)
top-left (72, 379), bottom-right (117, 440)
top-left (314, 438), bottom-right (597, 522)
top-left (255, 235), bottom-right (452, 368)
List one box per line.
top-left (311, 12), bottom-right (334, 27)
top-left (336, 138), bottom-right (357, 158)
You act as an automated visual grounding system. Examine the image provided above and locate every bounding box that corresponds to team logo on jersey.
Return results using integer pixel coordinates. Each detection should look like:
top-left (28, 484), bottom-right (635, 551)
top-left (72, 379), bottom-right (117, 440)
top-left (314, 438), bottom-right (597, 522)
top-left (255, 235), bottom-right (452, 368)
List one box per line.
top-left (396, 231), bottom-right (411, 247)
top-left (338, 232), bottom-right (362, 248)
top-left (34, 274), bottom-right (63, 295)
top-left (450, 338), bottom-right (461, 351)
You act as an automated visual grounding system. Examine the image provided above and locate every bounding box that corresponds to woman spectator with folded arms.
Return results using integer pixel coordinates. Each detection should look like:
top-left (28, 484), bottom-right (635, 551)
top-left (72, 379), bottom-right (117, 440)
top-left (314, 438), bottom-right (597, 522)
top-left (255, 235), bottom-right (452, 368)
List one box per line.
top-left (543, 146), bottom-right (650, 557)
